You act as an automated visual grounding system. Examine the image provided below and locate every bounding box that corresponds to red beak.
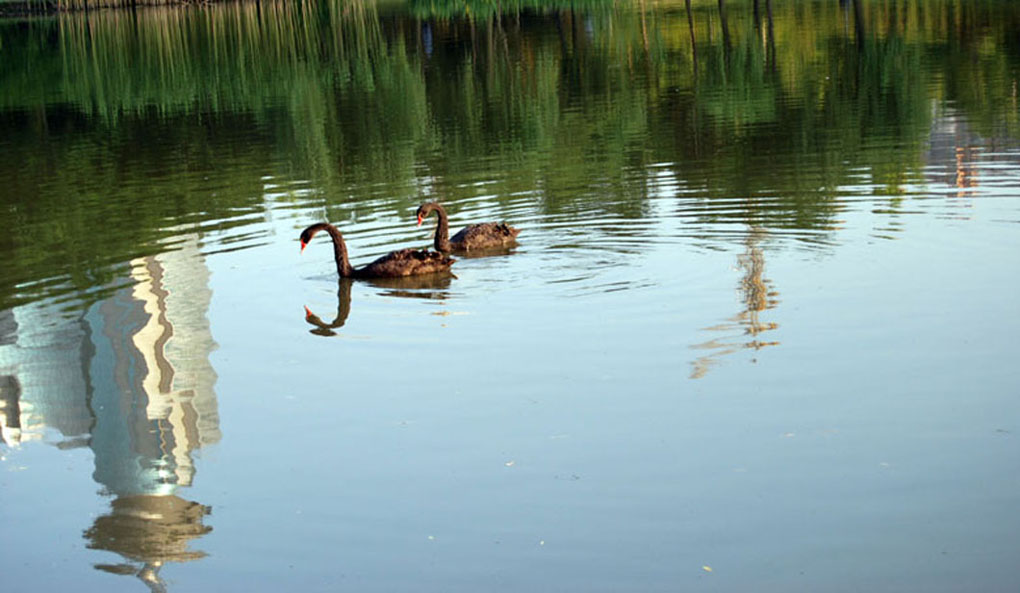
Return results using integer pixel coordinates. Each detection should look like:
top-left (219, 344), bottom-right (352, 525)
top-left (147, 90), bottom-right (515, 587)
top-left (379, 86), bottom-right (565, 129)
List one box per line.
top-left (304, 305), bottom-right (313, 317)
top-left (300, 240), bottom-right (307, 253)
top-left (416, 214), bottom-right (423, 227)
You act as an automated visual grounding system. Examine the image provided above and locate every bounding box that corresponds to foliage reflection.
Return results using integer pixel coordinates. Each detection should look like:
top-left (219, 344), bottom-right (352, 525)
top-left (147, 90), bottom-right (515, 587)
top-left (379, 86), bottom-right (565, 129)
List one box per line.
top-left (1, 0), bottom-right (1017, 310)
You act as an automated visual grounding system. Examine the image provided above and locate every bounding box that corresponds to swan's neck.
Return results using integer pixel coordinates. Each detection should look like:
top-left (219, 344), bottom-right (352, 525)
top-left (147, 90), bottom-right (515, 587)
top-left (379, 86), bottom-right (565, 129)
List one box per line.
top-left (335, 278), bottom-right (353, 325)
top-left (322, 224), bottom-right (356, 277)
top-left (431, 205), bottom-right (451, 252)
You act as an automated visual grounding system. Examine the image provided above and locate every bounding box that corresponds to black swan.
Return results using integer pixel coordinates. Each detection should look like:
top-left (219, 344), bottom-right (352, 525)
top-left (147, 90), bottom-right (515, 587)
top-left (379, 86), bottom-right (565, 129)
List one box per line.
top-left (300, 222), bottom-right (455, 278)
top-left (416, 202), bottom-right (520, 253)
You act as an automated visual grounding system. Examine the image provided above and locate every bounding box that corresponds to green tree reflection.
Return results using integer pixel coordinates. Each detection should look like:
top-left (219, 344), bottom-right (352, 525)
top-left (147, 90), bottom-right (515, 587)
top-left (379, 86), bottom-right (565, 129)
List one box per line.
top-left (0, 0), bottom-right (1017, 309)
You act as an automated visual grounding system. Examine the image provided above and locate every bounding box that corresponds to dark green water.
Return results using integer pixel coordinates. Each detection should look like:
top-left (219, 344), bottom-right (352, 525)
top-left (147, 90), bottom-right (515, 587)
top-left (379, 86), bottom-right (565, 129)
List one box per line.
top-left (1, 1), bottom-right (1019, 590)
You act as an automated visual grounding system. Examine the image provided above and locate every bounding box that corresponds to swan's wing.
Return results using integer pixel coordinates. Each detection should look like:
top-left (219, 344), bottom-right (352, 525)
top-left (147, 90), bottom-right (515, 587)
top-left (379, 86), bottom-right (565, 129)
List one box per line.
top-left (360, 249), bottom-right (455, 277)
top-left (450, 223), bottom-right (520, 250)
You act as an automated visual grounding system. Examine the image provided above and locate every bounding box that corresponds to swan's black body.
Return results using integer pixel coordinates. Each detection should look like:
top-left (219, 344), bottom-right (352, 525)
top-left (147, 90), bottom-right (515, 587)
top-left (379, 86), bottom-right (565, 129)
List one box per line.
top-left (300, 222), bottom-right (455, 278)
top-left (416, 202), bottom-right (520, 253)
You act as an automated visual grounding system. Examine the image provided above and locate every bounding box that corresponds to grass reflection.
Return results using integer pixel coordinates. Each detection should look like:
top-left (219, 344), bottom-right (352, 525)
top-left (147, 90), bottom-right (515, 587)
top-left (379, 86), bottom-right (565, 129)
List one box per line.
top-left (690, 228), bottom-right (780, 379)
top-left (0, 0), bottom-right (1017, 311)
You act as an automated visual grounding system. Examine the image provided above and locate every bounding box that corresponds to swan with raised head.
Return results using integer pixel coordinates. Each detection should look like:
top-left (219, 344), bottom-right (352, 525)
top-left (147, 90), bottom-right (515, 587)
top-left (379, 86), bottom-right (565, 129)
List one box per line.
top-left (416, 202), bottom-right (520, 253)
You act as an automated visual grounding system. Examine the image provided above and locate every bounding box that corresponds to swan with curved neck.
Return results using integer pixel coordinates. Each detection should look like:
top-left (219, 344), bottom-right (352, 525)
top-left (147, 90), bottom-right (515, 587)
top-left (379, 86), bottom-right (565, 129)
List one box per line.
top-left (416, 202), bottom-right (520, 253)
top-left (300, 222), bottom-right (454, 278)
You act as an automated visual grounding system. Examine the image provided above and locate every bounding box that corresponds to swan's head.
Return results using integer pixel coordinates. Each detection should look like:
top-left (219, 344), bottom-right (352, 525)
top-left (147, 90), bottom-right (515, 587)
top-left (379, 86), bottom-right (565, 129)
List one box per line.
top-left (299, 223), bottom-right (341, 253)
top-left (416, 202), bottom-right (440, 226)
top-left (299, 226), bottom-right (318, 252)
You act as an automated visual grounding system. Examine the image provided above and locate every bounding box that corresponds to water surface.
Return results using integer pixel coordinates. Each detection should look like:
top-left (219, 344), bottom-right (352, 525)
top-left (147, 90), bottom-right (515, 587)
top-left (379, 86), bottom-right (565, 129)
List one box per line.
top-left (1, 1), bottom-right (1019, 591)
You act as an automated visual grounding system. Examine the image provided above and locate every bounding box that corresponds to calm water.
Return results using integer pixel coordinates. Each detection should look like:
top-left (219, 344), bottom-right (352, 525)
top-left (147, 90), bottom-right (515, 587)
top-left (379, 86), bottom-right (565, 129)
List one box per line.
top-left (2, 0), bottom-right (1020, 590)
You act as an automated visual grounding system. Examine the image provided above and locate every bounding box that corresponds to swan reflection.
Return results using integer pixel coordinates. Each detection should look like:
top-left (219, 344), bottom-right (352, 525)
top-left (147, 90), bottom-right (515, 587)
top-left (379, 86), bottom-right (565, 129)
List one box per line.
top-left (440, 245), bottom-right (519, 260)
top-left (304, 278), bottom-right (354, 336)
top-left (365, 272), bottom-right (455, 299)
top-left (303, 274), bottom-right (456, 336)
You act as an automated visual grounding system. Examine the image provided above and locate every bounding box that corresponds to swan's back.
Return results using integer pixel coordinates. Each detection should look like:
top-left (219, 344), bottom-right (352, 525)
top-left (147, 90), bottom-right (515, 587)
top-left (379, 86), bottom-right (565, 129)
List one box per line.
top-left (357, 248), bottom-right (455, 278)
top-left (450, 222), bottom-right (520, 251)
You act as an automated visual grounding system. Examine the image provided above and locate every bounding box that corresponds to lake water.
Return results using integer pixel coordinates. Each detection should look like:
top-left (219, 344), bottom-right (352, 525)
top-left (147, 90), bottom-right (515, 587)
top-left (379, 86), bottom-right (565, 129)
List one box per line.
top-left (2, 0), bottom-right (1019, 590)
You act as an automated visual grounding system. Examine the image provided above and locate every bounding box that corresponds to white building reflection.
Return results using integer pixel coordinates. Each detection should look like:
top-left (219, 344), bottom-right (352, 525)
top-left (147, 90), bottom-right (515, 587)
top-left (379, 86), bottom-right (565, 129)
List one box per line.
top-left (88, 238), bottom-right (220, 495)
top-left (0, 235), bottom-right (219, 591)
